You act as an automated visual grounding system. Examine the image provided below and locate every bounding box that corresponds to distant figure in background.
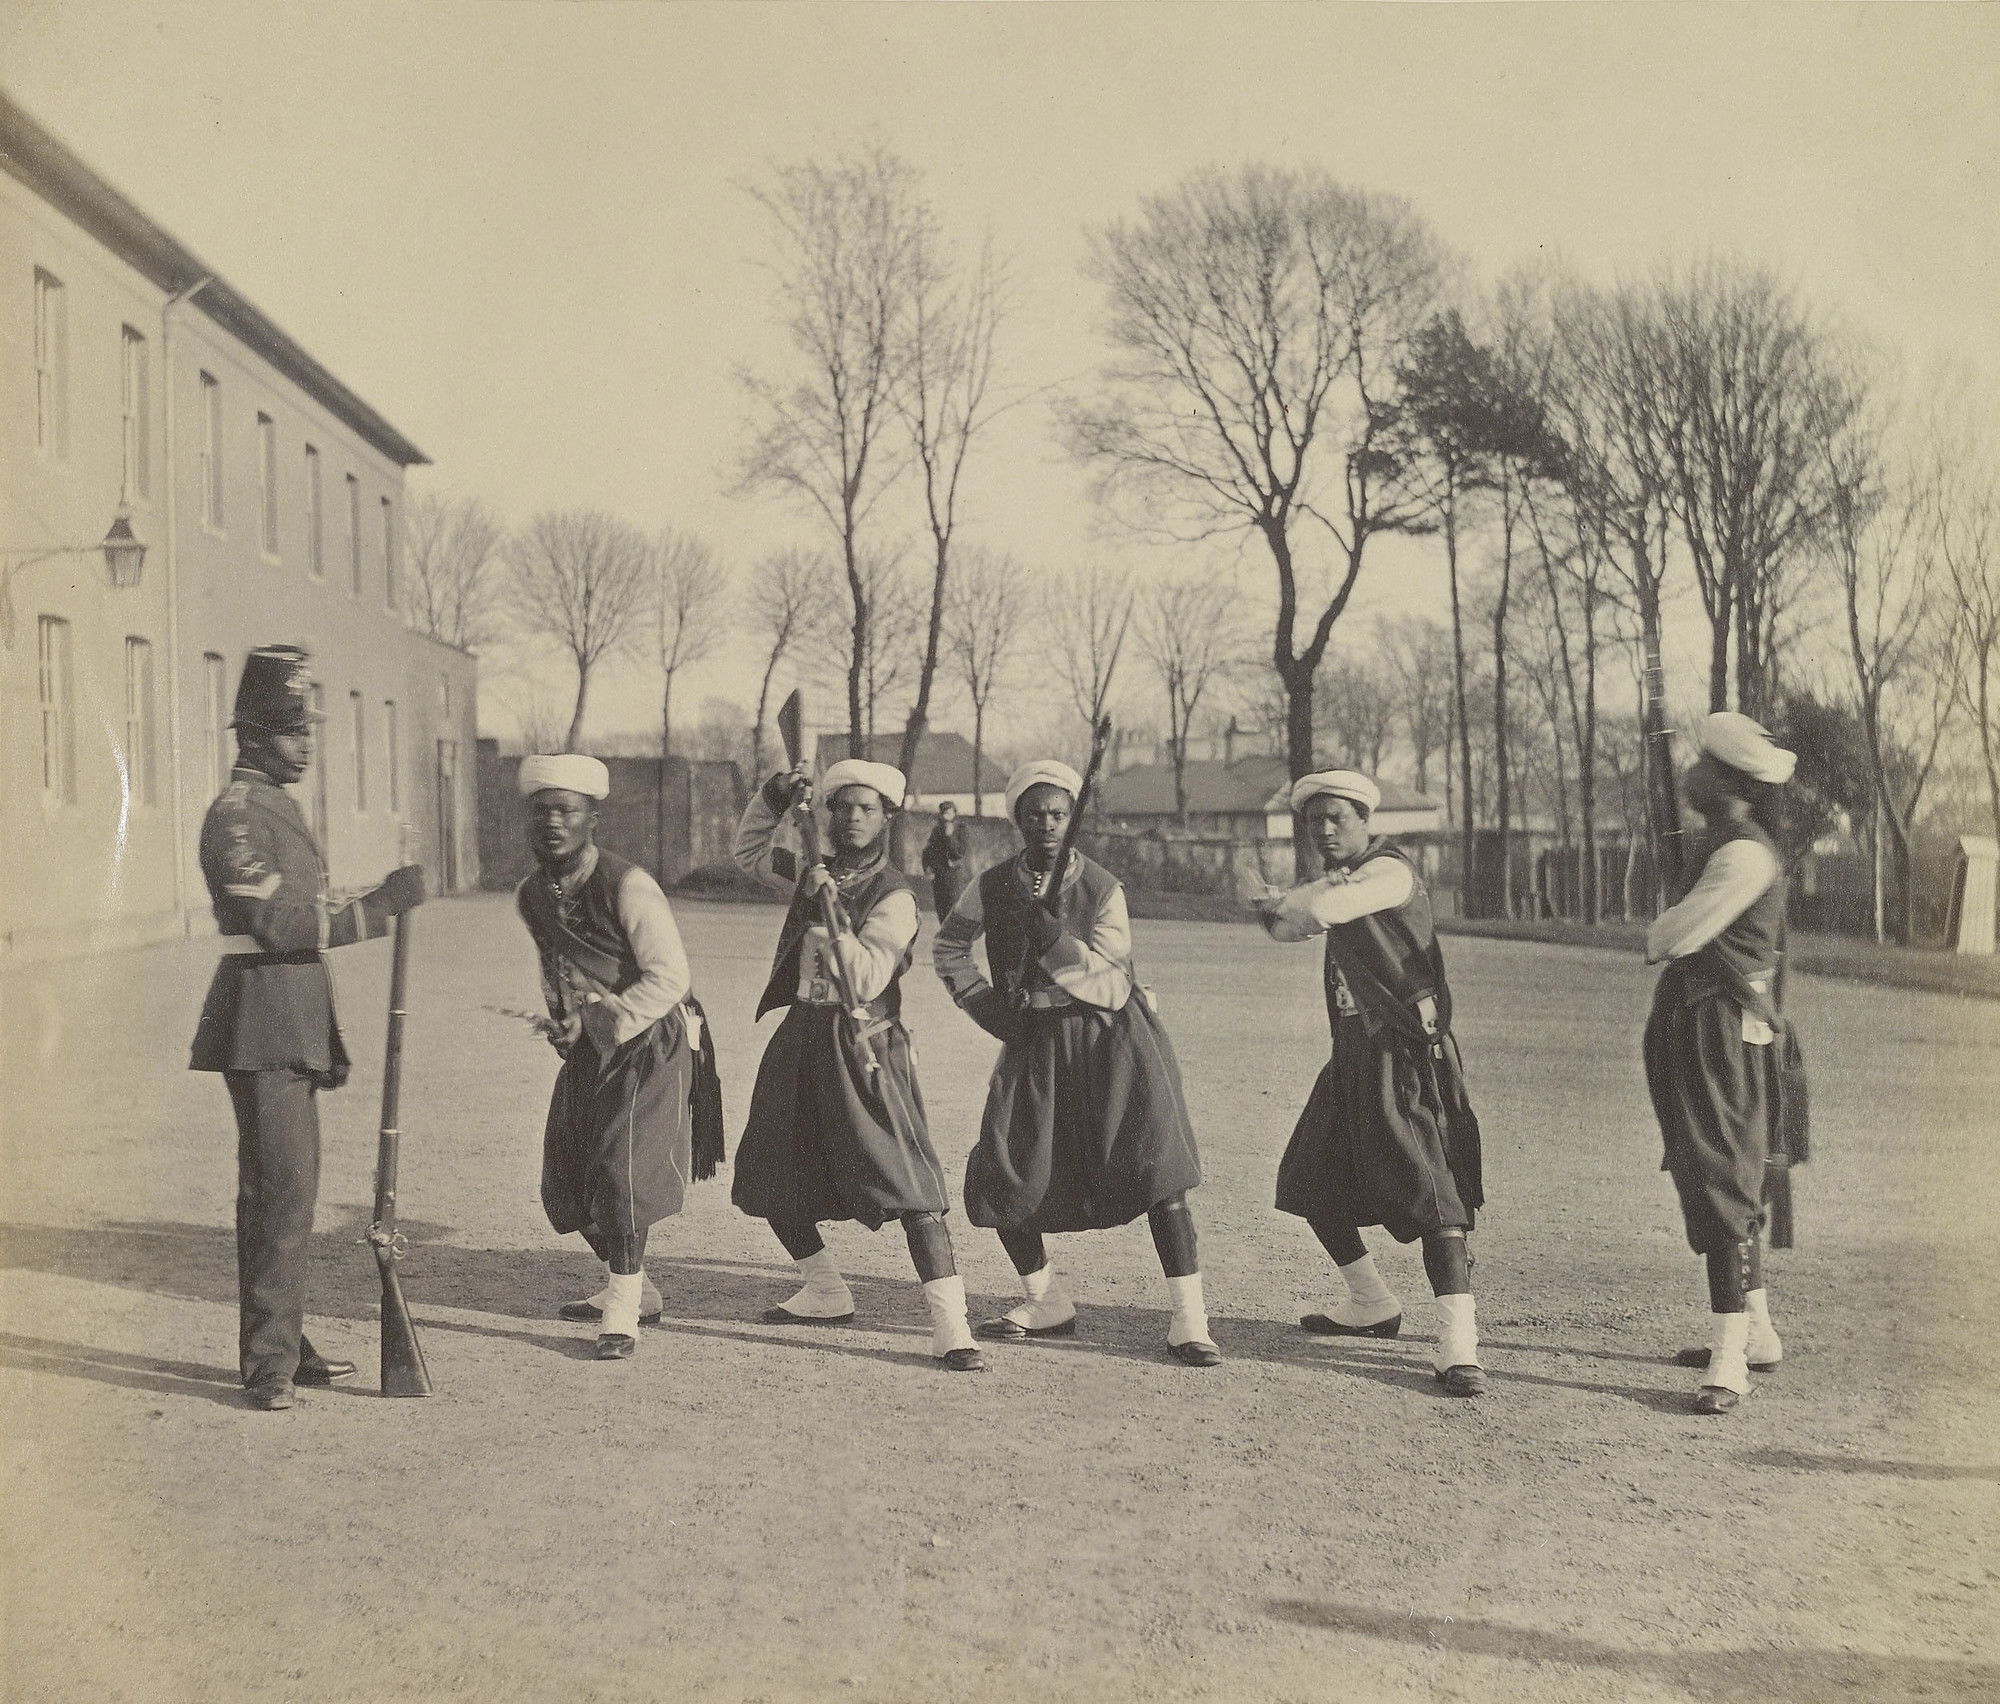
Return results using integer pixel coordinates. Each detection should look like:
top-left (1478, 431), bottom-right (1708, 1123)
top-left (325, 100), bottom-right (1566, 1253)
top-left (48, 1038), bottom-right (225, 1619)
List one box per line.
top-left (1251, 769), bottom-right (1488, 1397)
top-left (189, 644), bottom-right (426, 1411)
top-left (922, 800), bottom-right (970, 922)
top-left (935, 759), bottom-right (1220, 1368)
top-left (515, 754), bottom-right (723, 1361)
top-left (1643, 712), bottom-right (1806, 1415)
top-left (731, 758), bottom-right (984, 1372)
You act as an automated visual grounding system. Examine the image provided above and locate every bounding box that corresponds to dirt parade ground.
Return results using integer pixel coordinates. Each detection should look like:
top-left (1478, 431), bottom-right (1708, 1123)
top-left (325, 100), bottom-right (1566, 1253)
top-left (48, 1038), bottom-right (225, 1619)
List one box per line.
top-left (3, 892), bottom-right (1997, 1704)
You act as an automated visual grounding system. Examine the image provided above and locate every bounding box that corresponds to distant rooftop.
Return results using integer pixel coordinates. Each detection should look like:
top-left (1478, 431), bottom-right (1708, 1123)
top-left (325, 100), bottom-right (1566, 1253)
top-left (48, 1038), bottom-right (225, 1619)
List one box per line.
top-left (1101, 755), bottom-right (1442, 819)
top-left (0, 88), bottom-right (429, 468)
top-left (813, 730), bottom-right (1006, 797)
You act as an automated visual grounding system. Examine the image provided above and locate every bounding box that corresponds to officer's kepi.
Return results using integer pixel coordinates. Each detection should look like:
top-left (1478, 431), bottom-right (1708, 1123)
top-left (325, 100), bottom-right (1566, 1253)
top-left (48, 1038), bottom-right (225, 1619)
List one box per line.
top-left (231, 645), bottom-right (325, 736)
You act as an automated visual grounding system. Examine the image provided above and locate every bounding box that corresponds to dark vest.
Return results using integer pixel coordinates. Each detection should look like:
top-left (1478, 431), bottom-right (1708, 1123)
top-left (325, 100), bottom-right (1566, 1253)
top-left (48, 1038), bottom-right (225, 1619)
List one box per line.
top-left (517, 848), bottom-right (644, 993)
top-left (979, 853), bottom-right (1122, 1001)
top-left (1689, 822), bottom-right (1787, 1006)
top-left (1320, 840), bottom-right (1454, 1039)
top-left (756, 856), bottom-right (917, 1020)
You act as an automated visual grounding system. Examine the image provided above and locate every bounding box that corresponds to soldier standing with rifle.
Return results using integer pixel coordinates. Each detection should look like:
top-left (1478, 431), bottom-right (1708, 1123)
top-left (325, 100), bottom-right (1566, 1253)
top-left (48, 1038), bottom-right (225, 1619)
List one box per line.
top-left (730, 714), bottom-right (984, 1373)
top-left (189, 645), bottom-right (425, 1411)
top-left (933, 748), bottom-right (1219, 1368)
top-left (1642, 713), bottom-right (1809, 1415)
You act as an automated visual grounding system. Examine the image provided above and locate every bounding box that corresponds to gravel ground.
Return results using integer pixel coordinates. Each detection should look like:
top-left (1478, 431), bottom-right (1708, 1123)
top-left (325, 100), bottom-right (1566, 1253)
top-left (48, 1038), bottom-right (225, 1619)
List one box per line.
top-left (3, 893), bottom-right (1997, 1704)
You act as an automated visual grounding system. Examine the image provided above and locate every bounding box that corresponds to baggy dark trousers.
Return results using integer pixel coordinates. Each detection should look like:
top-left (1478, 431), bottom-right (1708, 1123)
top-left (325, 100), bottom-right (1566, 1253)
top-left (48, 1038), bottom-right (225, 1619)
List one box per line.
top-left (226, 1068), bottom-right (321, 1388)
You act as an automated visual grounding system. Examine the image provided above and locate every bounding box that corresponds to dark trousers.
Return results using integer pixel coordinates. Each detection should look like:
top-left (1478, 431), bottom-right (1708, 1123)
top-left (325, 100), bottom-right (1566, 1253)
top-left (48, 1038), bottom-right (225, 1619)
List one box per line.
top-left (225, 1069), bottom-right (322, 1387)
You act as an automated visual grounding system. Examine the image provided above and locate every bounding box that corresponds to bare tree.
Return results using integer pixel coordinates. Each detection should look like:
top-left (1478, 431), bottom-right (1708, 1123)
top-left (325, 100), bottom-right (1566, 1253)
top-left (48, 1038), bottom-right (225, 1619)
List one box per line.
top-left (1315, 646), bottom-right (1397, 777)
top-left (745, 547), bottom-right (835, 779)
top-left (687, 695), bottom-right (756, 776)
top-left (405, 491), bottom-right (505, 650)
top-left (944, 546), bottom-right (1035, 816)
top-left (1132, 565), bottom-right (1247, 822)
top-left (1649, 259), bottom-right (1853, 720)
top-left (1377, 614), bottom-right (1453, 795)
top-left (1065, 165), bottom-right (1450, 833)
top-left (1045, 561), bottom-right (1136, 750)
top-left (1931, 401), bottom-right (2000, 853)
top-left (503, 509), bottom-right (655, 751)
top-left (653, 528), bottom-right (729, 759)
top-left (895, 228), bottom-right (1013, 782)
top-left (738, 145), bottom-right (926, 747)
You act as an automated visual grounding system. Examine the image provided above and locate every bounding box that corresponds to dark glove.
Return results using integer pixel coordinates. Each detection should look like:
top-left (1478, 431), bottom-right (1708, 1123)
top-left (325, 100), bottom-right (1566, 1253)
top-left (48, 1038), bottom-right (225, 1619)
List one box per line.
top-left (762, 770), bottom-right (802, 812)
top-left (962, 987), bottom-right (1019, 1046)
top-left (361, 864), bottom-right (426, 929)
top-left (1013, 893), bottom-right (1064, 954)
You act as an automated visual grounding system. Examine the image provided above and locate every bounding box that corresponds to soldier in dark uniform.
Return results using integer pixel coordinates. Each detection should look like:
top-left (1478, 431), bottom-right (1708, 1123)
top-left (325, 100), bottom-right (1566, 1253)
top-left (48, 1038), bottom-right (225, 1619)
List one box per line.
top-left (1643, 712), bottom-right (1804, 1415)
top-left (921, 801), bottom-right (970, 923)
top-left (188, 645), bottom-right (424, 1410)
top-left (1252, 770), bottom-right (1489, 1396)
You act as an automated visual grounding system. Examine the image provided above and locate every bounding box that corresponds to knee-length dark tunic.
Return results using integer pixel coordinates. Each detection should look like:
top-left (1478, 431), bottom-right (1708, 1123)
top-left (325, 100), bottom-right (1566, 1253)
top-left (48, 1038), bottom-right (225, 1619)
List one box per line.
top-left (1267, 841), bottom-right (1483, 1244)
top-left (1642, 823), bottom-right (1807, 1253)
top-left (518, 849), bottom-right (707, 1240)
top-left (935, 852), bottom-right (1202, 1233)
top-left (729, 793), bottom-right (949, 1229)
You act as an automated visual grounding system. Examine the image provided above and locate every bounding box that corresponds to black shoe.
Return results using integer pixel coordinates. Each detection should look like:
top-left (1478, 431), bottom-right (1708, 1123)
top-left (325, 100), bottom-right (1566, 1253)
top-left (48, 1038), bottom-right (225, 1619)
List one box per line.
top-left (1167, 1339), bottom-right (1222, 1368)
top-left (1300, 1311), bottom-right (1402, 1339)
top-left (294, 1351), bottom-right (357, 1386)
top-left (1674, 1346), bottom-right (1780, 1372)
top-left (938, 1347), bottom-right (988, 1372)
top-left (1433, 1364), bottom-right (1488, 1397)
top-left (246, 1379), bottom-right (295, 1411)
top-left (975, 1315), bottom-right (1077, 1341)
top-left (759, 1306), bottom-right (856, 1325)
top-left (559, 1299), bottom-right (666, 1325)
top-left (595, 1334), bottom-right (637, 1361)
top-left (1692, 1383), bottom-right (1745, 1414)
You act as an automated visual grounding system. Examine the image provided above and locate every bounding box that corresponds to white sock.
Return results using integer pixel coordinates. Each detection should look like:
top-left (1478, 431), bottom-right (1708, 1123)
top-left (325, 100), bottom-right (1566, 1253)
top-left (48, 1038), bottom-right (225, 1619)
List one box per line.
top-left (922, 1275), bottom-right (977, 1357)
top-left (1321, 1253), bottom-right (1401, 1328)
top-left (776, 1247), bottom-right (855, 1319)
top-left (576, 1258), bottom-right (613, 1310)
top-left (1704, 1312), bottom-right (1752, 1394)
top-left (600, 1270), bottom-right (643, 1339)
top-left (1003, 1263), bottom-right (1075, 1331)
top-left (1433, 1293), bottom-right (1480, 1372)
top-left (1165, 1272), bottom-right (1212, 1348)
top-left (1745, 1289), bottom-right (1783, 1365)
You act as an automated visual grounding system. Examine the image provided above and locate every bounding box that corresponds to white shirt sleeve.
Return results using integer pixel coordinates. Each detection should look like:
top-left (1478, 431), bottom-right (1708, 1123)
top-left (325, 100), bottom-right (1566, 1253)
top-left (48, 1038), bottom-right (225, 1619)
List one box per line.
top-left (594, 866), bottom-right (692, 1047)
top-left (1041, 882), bottom-right (1135, 1011)
top-left (828, 887), bottom-right (920, 1004)
top-left (732, 789), bottom-right (806, 895)
top-left (1646, 838), bottom-right (1781, 963)
top-left (1261, 858), bottom-right (1415, 942)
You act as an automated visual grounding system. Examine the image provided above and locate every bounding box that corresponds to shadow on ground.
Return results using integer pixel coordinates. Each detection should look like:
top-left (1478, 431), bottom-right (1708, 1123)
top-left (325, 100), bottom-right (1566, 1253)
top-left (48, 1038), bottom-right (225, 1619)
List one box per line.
top-left (1266, 1600), bottom-right (2000, 1703)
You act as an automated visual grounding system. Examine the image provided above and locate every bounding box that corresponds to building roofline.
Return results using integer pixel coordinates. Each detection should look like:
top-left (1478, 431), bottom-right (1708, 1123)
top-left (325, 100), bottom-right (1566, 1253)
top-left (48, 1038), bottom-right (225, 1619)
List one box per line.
top-left (0, 88), bottom-right (429, 469)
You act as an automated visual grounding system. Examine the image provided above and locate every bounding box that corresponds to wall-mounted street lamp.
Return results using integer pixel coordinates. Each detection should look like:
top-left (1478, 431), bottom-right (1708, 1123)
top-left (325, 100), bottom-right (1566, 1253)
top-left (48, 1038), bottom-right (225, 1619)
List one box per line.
top-left (0, 507), bottom-right (148, 647)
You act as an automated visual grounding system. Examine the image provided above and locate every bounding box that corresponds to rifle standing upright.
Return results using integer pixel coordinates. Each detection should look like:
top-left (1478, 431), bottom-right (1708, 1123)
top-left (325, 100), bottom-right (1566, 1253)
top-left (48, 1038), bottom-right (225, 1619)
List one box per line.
top-left (369, 906), bottom-right (434, 1397)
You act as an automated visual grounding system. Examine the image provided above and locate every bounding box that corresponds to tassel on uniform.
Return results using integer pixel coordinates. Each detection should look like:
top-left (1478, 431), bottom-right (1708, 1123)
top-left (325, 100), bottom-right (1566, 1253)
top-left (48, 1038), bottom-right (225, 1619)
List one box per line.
top-left (687, 996), bottom-right (727, 1182)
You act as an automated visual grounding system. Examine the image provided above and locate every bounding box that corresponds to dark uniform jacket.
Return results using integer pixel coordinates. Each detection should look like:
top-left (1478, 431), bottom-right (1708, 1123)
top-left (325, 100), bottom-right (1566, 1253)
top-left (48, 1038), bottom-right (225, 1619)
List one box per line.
top-left (188, 767), bottom-right (381, 1083)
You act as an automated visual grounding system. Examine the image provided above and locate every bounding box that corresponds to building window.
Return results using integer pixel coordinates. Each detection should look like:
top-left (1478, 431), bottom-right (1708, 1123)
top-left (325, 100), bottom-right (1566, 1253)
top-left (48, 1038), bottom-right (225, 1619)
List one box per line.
top-left (38, 616), bottom-right (75, 803)
top-left (350, 690), bottom-right (368, 811)
top-left (124, 637), bottom-right (158, 805)
top-left (258, 413), bottom-right (279, 556)
top-left (308, 685), bottom-right (329, 845)
top-left (347, 474), bottom-right (363, 595)
top-left (34, 269), bottom-right (69, 457)
top-left (384, 699), bottom-right (401, 813)
top-left (121, 326), bottom-right (150, 499)
top-left (200, 372), bottom-right (224, 528)
top-left (204, 652), bottom-right (230, 792)
top-left (381, 496), bottom-right (397, 611)
top-left (304, 445), bottom-right (323, 577)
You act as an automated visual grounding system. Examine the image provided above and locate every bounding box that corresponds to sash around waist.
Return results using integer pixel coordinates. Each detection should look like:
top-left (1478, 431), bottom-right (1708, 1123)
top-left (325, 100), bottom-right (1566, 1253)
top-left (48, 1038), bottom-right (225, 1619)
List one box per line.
top-left (218, 936), bottom-right (324, 965)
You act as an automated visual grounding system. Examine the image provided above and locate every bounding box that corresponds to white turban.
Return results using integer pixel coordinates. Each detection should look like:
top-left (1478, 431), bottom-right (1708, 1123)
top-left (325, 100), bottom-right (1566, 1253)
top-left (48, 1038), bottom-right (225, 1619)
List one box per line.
top-left (820, 758), bottom-right (907, 808)
top-left (518, 754), bottom-right (611, 800)
top-left (1005, 759), bottom-right (1084, 820)
top-left (1698, 712), bottom-right (1797, 786)
top-left (1290, 769), bottom-right (1382, 815)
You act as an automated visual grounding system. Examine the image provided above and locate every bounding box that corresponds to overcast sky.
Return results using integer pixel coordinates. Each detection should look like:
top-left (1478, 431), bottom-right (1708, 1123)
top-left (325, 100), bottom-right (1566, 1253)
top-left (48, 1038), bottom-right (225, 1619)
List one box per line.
top-left (5, 0), bottom-right (1996, 752)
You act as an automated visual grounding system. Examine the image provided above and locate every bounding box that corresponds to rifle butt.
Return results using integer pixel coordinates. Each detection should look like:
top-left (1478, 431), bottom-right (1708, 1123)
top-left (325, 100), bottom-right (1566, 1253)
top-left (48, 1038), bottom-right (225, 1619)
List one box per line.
top-left (377, 1257), bottom-right (434, 1397)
